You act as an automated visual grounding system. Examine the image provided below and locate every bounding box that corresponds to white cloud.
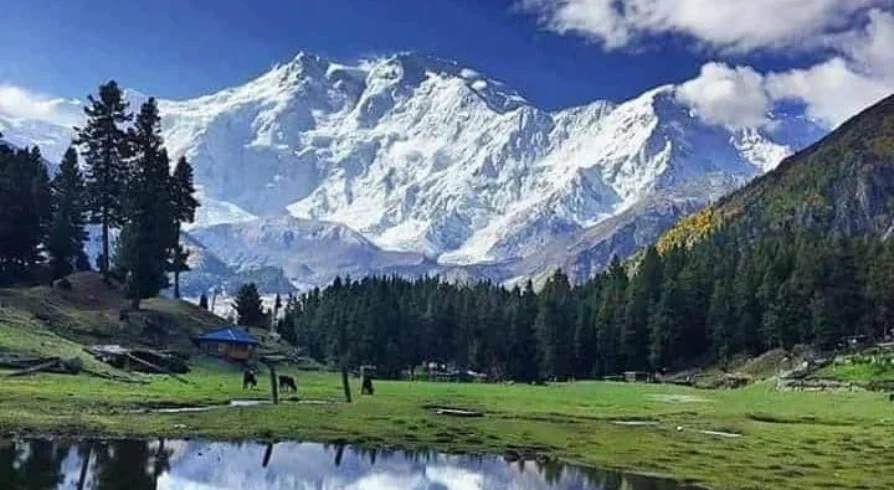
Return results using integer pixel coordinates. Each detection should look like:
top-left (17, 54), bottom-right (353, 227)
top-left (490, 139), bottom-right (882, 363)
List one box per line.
top-left (518, 0), bottom-right (884, 53)
top-left (675, 63), bottom-right (772, 129)
top-left (766, 58), bottom-right (892, 127)
top-left (766, 9), bottom-right (894, 127)
top-left (840, 8), bottom-right (894, 80)
top-left (523, 1), bottom-right (894, 129)
top-left (0, 84), bottom-right (81, 126)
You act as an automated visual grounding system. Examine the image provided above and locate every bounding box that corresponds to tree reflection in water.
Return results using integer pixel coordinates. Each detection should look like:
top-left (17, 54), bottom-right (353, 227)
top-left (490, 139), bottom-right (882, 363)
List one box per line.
top-left (0, 438), bottom-right (698, 490)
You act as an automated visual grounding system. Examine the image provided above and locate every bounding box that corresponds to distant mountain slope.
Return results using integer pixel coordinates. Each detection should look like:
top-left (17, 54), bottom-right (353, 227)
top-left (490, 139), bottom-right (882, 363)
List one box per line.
top-left (659, 94), bottom-right (894, 251)
top-left (186, 214), bottom-right (432, 289)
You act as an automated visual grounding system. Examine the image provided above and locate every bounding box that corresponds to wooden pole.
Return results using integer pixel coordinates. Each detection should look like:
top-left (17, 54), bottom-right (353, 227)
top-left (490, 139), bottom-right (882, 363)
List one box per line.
top-left (341, 365), bottom-right (352, 403)
top-left (268, 363), bottom-right (279, 404)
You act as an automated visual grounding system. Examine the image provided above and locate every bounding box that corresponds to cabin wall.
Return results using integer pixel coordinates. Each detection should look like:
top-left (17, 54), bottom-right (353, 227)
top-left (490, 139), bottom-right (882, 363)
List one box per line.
top-left (198, 341), bottom-right (257, 361)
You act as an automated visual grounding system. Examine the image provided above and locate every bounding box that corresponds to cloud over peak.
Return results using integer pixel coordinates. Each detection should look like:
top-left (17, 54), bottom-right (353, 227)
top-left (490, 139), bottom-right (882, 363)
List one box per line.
top-left (675, 63), bottom-right (772, 130)
top-left (518, 0), bottom-right (885, 53)
top-left (0, 84), bottom-right (81, 127)
top-left (520, 1), bottom-right (894, 129)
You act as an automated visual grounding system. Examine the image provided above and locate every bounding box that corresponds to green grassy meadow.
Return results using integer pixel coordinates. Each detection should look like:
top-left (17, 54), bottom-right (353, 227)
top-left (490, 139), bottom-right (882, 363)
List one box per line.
top-left (1, 365), bottom-right (892, 490)
top-left (1, 274), bottom-right (892, 490)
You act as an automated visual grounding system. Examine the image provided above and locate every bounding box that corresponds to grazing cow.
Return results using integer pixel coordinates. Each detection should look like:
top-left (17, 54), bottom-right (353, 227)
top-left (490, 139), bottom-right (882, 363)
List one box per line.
top-left (278, 375), bottom-right (297, 392)
top-left (361, 375), bottom-right (374, 395)
top-left (889, 393), bottom-right (893, 402)
top-left (243, 370), bottom-right (257, 390)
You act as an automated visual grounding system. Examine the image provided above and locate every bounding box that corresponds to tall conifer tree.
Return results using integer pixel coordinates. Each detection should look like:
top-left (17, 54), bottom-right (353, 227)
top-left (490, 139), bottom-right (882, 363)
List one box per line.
top-left (167, 156), bottom-right (199, 298)
top-left (115, 98), bottom-right (173, 309)
top-left (76, 81), bottom-right (131, 280)
top-left (47, 147), bottom-right (88, 280)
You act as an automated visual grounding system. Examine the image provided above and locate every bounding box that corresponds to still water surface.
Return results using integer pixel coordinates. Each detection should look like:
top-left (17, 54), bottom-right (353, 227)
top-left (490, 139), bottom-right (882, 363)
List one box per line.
top-left (1, 438), bottom-right (700, 489)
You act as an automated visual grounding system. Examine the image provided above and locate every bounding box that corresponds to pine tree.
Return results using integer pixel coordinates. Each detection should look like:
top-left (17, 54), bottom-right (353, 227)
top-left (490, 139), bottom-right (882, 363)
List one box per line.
top-left (47, 147), bottom-right (87, 280)
top-left (707, 278), bottom-right (734, 367)
top-left (76, 81), bottom-right (131, 281)
top-left (594, 257), bottom-right (628, 375)
top-left (535, 270), bottom-right (574, 380)
top-left (0, 145), bottom-right (51, 284)
top-left (649, 278), bottom-right (682, 371)
top-left (167, 156), bottom-right (199, 292)
top-left (573, 298), bottom-right (597, 376)
top-left (169, 243), bottom-right (190, 299)
top-left (867, 241), bottom-right (894, 340)
top-left (622, 246), bottom-right (661, 371)
top-left (762, 279), bottom-right (805, 350)
top-left (115, 99), bottom-right (173, 309)
top-left (170, 156), bottom-right (199, 225)
top-left (234, 283), bottom-right (265, 327)
top-left (31, 147), bottom-right (53, 255)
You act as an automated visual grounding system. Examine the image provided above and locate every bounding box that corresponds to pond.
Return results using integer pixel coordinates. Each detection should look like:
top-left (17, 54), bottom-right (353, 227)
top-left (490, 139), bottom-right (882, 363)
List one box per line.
top-left (0, 438), bottom-right (703, 490)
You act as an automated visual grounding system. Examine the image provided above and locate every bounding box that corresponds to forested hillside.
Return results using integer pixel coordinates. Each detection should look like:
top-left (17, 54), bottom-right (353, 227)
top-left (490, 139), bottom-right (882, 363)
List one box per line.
top-left (280, 94), bottom-right (894, 380)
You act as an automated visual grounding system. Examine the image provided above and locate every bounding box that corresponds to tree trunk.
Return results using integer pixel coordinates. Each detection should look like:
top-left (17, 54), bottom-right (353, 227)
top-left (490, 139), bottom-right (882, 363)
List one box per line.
top-left (101, 213), bottom-right (109, 282)
top-left (174, 271), bottom-right (180, 299)
top-left (341, 365), bottom-right (352, 403)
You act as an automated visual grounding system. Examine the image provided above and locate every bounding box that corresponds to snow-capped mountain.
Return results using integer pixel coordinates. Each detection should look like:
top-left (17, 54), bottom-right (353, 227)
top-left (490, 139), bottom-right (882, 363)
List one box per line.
top-left (0, 51), bottom-right (825, 291)
top-left (160, 52), bottom-right (822, 272)
top-left (0, 114), bottom-right (74, 172)
top-left (187, 214), bottom-right (434, 289)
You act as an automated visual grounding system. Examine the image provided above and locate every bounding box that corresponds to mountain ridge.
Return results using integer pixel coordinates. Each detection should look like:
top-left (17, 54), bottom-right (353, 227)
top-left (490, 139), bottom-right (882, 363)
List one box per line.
top-left (658, 93), bottom-right (894, 252)
top-left (0, 50), bottom-right (829, 292)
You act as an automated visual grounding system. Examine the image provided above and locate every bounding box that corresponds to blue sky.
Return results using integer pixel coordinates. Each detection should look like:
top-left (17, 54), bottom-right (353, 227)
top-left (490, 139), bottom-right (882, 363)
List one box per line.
top-left (0, 0), bottom-right (891, 127)
top-left (2, 0), bottom-right (714, 108)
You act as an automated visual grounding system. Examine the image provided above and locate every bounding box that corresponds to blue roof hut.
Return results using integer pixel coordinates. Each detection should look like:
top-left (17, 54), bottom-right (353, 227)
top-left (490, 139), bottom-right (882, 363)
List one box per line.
top-left (195, 327), bottom-right (259, 362)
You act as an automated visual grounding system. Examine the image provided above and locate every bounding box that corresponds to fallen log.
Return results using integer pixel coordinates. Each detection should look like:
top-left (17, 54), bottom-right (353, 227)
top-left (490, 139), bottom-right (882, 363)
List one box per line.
top-left (86, 345), bottom-right (190, 374)
top-left (125, 353), bottom-right (189, 384)
top-left (5, 357), bottom-right (82, 377)
top-left (81, 368), bottom-right (149, 384)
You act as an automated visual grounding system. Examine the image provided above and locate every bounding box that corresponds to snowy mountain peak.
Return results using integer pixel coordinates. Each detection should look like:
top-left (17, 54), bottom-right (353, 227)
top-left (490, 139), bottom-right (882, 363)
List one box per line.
top-left (0, 50), bottom-right (827, 291)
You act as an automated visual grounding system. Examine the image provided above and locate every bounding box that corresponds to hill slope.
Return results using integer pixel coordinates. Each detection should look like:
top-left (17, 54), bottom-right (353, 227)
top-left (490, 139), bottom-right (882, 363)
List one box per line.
top-left (660, 94), bottom-right (894, 251)
top-left (0, 272), bottom-right (224, 354)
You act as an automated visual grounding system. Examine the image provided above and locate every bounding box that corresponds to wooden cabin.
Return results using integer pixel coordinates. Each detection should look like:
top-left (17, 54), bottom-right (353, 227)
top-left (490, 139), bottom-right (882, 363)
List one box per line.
top-left (624, 371), bottom-right (651, 383)
top-left (195, 327), bottom-right (259, 362)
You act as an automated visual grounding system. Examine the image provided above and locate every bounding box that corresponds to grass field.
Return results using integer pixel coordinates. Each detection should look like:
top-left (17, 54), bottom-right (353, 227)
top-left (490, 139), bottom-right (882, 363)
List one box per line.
top-left (1, 274), bottom-right (892, 490)
top-left (1, 365), bottom-right (892, 490)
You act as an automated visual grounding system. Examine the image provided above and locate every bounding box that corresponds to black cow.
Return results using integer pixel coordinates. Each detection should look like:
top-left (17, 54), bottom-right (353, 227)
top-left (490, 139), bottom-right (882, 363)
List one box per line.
top-left (361, 375), bottom-right (374, 395)
top-left (889, 393), bottom-right (894, 403)
top-left (243, 370), bottom-right (258, 390)
top-left (278, 375), bottom-right (297, 392)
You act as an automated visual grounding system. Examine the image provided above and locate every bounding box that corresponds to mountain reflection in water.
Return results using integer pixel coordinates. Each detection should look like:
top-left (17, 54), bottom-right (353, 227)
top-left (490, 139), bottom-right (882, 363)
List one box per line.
top-left (0, 438), bottom-right (698, 490)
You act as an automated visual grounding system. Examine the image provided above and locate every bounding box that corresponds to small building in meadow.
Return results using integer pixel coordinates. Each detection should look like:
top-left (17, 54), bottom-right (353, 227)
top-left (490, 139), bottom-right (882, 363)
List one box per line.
top-left (195, 327), bottom-right (259, 362)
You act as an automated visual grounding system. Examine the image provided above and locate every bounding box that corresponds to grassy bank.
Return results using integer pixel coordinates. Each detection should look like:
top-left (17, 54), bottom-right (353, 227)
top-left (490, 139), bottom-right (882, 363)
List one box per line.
top-left (1, 365), bottom-right (891, 490)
